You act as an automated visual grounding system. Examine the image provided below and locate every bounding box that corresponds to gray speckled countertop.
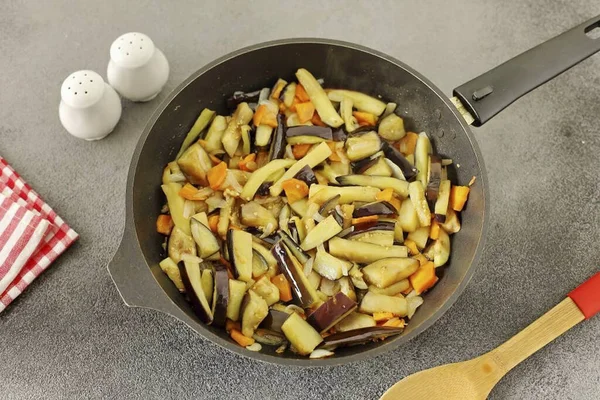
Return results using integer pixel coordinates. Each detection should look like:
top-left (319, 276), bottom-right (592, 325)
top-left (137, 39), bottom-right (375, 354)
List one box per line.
top-left (1, 1), bottom-right (600, 399)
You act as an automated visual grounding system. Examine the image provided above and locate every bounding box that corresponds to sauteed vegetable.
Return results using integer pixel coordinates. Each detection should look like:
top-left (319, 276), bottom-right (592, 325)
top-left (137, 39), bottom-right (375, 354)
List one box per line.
top-left (157, 68), bottom-right (471, 358)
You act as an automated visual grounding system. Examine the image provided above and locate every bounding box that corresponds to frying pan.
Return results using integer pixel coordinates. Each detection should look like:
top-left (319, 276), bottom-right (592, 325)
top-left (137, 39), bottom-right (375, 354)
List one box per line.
top-left (108, 15), bottom-right (600, 366)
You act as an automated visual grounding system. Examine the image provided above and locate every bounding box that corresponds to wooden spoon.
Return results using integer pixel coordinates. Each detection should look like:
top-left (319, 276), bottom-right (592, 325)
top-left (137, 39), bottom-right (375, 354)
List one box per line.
top-left (381, 272), bottom-right (600, 400)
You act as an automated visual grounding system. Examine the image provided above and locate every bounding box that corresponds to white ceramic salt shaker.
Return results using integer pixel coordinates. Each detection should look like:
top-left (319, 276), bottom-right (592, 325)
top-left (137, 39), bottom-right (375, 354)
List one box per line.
top-left (107, 32), bottom-right (169, 102)
top-left (59, 70), bottom-right (122, 141)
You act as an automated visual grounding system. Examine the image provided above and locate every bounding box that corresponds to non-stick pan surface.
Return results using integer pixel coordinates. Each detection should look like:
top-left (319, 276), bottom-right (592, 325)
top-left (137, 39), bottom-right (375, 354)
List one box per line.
top-left (108, 15), bottom-right (600, 366)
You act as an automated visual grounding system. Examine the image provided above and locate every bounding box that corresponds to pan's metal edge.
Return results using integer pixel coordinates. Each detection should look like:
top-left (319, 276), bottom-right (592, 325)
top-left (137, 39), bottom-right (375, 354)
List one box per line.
top-left (112, 38), bottom-right (490, 367)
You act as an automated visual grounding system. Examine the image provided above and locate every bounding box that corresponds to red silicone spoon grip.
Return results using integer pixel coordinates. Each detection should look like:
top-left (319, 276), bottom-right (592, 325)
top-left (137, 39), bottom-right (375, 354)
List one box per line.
top-left (568, 272), bottom-right (600, 320)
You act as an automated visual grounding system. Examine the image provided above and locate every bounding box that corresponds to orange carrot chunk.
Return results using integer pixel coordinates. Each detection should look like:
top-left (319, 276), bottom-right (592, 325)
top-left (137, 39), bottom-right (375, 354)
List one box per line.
top-left (397, 132), bottom-right (419, 155)
top-left (449, 186), bottom-right (470, 211)
top-left (178, 183), bottom-right (199, 200)
top-left (238, 153), bottom-right (257, 172)
top-left (373, 312), bottom-right (395, 322)
top-left (271, 274), bottom-right (293, 302)
top-left (292, 144), bottom-right (312, 159)
top-left (230, 328), bottom-right (255, 346)
top-left (225, 319), bottom-right (241, 333)
top-left (325, 141), bottom-right (342, 162)
top-left (208, 214), bottom-right (220, 233)
top-left (271, 80), bottom-right (286, 99)
top-left (430, 220), bottom-right (441, 240)
top-left (295, 84), bottom-right (310, 102)
top-left (296, 102), bottom-right (315, 123)
top-left (282, 178), bottom-right (309, 204)
top-left (404, 239), bottom-right (419, 256)
top-left (156, 215), bottom-right (174, 235)
top-left (253, 104), bottom-right (268, 126)
top-left (311, 112), bottom-right (327, 127)
top-left (409, 261), bottom-right (438, 295)
top-left (353, 111), bottom-right (377, 126)
top-left (207, 162), bottom-right (227, 190)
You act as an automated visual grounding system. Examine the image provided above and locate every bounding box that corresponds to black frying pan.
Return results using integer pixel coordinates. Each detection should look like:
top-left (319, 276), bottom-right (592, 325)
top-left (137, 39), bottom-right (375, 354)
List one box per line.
top-left (108, 15), bottom-right (600, 366)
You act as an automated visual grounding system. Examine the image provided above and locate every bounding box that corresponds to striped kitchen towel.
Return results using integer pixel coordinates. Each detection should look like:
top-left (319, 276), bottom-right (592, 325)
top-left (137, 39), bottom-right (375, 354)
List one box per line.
top-left (0, 157), bottom-right (78, 312)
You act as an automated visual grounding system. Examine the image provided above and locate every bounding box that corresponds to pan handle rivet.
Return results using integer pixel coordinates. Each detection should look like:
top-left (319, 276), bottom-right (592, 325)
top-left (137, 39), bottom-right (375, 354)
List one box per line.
top-left (472, 86), bottom-right (493, 101)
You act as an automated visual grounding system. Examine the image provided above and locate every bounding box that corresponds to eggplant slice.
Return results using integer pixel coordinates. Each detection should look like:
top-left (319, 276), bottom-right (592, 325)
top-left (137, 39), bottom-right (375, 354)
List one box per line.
top-left (178, 260), bottom-right (213, 324)
top-left (352, 201), bottom-right (397, 218)
top-left (320, 326), bottom-right (404, 350)
top-left (227, 229), bottom-right (254, 282)
top-left (306, 292), bottom-right (357, 333)
top-left (211, 264), bottom-right (229, 327)
top-left (381, 141), bottom-right (417, 181)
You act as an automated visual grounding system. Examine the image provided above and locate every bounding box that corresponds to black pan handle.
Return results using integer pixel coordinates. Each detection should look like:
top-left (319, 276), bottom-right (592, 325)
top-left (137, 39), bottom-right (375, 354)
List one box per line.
top-left (107, 226), bottom-right (191, 323)
top-left (453, 15), bottom-right (600, 126)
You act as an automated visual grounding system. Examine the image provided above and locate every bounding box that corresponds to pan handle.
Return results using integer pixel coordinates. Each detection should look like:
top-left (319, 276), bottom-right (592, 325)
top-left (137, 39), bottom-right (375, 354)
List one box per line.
top-left (107, 228), bottom-right (189, 321)
top-left (453, 15), bottom-right (600, 126)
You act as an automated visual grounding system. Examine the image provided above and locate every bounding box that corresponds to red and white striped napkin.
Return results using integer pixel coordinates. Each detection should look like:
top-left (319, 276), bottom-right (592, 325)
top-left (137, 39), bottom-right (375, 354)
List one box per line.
top-left (0, 156), bottom-right (78, 312)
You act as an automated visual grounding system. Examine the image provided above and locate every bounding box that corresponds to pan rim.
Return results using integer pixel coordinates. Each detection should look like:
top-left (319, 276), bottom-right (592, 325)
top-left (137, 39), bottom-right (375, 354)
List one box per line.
top-left (122, 37), bottom-right (489, 367)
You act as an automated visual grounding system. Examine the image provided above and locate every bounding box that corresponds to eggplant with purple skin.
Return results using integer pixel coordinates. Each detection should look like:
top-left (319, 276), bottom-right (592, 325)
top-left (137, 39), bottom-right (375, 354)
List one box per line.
top-left (318, 194), bottom-right (341, 217)
top-left (259, 309), bottom-right (291, 333)
top-left (426, 155), bottom-right (442, 209)
top-left (293, 165), bottom-right (318, 187)
top-left (331, 127), bottom-right (347, 142)
top-left (226, 89), bottom-right (261, 109)
top-left (306, 292), bottom-right (357, 333)
top-left (351, 153), bottom-right (381, 175)
top-left (227, 229), bottom-right (253, 282)
top-left (211, 264), bottom-right (229, 327)
top-left (345, 131), bottom-right (381, 161)
top-left (271, 242), bottom-right (320, 308)
top-left (319, 326), bottom-right (404, 350)
top-left (279, 230), bottom-right (310, 264)
top-left (352, 201), bottom-right (397, 218)
top-left (286, 125), bottom-right (333, 140)
top-left (349, 220), bottom-right (395, 234)
top-left (178, 260), bottom-right (213, 323)
top-left (328, 207), bottom-right (344, 227)
top-left (381, 141), bottom-right (418, 181)
top-left (268, 113), bottom-right (286, 161)
top-left (281, 311), bottom-right (323, 355)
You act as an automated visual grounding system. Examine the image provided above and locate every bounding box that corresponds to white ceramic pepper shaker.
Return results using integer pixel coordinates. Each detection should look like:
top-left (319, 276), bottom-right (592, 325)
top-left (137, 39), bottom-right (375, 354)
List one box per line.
top-left (107, 32), bottom-right (169, 102)
top-left (59, 70), bottom-right (122, 141)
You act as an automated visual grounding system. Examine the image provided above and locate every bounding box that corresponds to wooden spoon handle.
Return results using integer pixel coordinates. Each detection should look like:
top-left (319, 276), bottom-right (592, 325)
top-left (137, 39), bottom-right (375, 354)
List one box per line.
top-left (488, 272), bottom-right (600, 374)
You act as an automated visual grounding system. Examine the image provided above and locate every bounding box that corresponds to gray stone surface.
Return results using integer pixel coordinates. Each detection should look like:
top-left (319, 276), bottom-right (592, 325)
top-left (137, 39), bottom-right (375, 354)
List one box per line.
top-left (1, 0), bottom-right (600, 399)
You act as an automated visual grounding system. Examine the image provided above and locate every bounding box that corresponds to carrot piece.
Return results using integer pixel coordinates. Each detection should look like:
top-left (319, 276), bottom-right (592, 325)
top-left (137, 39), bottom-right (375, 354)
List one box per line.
top-left (397, 132), bottom-right (419, 155)
top-left (295, 84), bottom-right (310, 102)
top-left (296, 102), bottom-right (315, 123)
top-left (450, 185), bottom-right (470, 211)
top-left (292, 144), bottom-right (312, 159)
top-left (156, 214), bottom-right (174, 235)
top-left (279, 102), bottom-right (287, 113)
top-left (412, 253), bottom-right (429, 266)
top-left (289, 97), bottom-right (301, 112)
top-left (219, 256), bottom-right (234, 279)
top-left (208, 214), bottom-right (220, 233)
top-left (353, 111), bottom-right (377, 126)
top-left (178, 183), bottom-right (199, 200)
top-left (207, 162), bottom-right (227, 190)
top-left (209, 154), bottom-right (222, 165)
top-left (409, 261), bottom-right (439, 295)
top-left (281, 178), bottom-right (309, 204)
top-left (197, 139), bottom-right (208, 149)
top-left (404, 239), bottom-right (419, 256)
top-left (271, 80), bottom-right (286, 99)
top-left (401, 285), bottom-right (413, 295)
top-left (325, 141), bottom-right (341, 162)
top-left (376, 187), bottom-right (394, 202)
top-left (430, 220), bottom-right (441, 240)
top-left (311, 112), bottom-right (327, 127)
top-left (238, 153), bottom-right (257, 172)
top-left (383, 318), bottom-right (405, 328)
top-left (375, 187), bottom-right (402, 211)
top-left (225, 319), bottom-right (241, 333)
top-left (351, 215), bottom-right (378, 225)
top-left (253, 104), bottom-right (268, 126)
top-left (230, 328), bottom-right (255, 346)
top-left (373, 312), bottom-right (395, 322)
top-left (262, 112), bottom-right (279, 128)
top-left (271, 274), bottom-right (293, 302)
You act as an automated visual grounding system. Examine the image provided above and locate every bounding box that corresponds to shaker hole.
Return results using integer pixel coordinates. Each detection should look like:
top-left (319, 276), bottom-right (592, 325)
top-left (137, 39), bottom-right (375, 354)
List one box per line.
top-left (126, 52), bottom-right (129, 56)
top-left (85, 91), bottom-right (88, 94)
